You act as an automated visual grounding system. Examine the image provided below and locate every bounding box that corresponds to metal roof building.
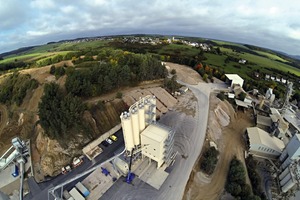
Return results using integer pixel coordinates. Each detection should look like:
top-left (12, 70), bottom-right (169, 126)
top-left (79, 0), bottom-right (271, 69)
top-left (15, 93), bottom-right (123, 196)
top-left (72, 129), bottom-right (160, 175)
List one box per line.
top-left (246, 127), bottom-right (285, 159)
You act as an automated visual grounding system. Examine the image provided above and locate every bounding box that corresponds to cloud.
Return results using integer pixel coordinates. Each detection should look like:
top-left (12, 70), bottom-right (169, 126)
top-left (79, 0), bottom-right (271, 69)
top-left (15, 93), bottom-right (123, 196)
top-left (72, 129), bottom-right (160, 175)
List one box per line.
top-left (1, 0), bottom-right (300, 55)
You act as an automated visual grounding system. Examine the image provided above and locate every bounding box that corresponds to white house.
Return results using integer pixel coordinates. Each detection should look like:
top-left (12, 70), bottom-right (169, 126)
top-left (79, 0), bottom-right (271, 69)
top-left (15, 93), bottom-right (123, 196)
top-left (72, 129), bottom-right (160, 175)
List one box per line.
top-left (225, 74), bottom-right (244, 88)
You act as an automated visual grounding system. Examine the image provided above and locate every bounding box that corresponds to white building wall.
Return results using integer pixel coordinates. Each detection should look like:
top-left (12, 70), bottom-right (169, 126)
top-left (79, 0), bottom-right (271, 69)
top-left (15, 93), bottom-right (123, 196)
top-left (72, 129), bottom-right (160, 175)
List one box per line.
top-left (249, 144), bottom-right (281, 158)
top-left (141, 134), bottom-right (164, 168)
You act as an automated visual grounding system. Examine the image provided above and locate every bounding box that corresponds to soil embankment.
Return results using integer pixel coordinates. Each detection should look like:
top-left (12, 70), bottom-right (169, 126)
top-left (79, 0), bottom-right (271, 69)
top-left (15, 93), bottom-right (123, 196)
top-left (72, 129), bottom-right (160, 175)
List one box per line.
top-left (184, 94), bottom-right (254, 200)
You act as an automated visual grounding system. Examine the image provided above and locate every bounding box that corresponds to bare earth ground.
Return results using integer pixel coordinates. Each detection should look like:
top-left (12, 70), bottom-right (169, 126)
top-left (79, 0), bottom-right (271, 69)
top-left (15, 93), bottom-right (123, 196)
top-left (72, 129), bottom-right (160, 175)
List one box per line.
top-left (184, 94), bottom-right (255, 200)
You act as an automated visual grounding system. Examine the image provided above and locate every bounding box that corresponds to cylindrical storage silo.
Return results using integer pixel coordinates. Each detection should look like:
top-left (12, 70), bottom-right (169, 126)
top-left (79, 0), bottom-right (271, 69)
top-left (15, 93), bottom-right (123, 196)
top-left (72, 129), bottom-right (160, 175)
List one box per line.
top-left (282, 158), bottom-right (291, 170)
top-left (282, 178), bottom-right (296, 193)
top-left (120, 112), bottom-right (134, 151)
top-left (150, 96), bottom-right (156, 122)
top-left (279, 150), bottom-right (288, 162)
top-left (138, 103), bottom-right (145, 132)
top-left (280, 173), bottom-right (292, 186)
top-left (144, 101), bottom-right (150, 125)
top-left (279, 167), bottom-right (290, 180)
top-left (131, 107), bottom-right (140, 146)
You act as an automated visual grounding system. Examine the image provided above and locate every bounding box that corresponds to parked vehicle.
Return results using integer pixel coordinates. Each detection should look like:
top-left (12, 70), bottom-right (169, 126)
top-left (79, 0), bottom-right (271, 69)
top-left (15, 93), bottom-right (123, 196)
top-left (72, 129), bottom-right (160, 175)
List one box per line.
top-left (62, 165), bottom-right (72, 174)
top-left (109, 134), bottom-right (118, 141)
top-left (75, 182), bottom-right (90, 197)
top-left (105, 138), bottom-right (113, 144)
top-left (101, 140), bottom-right (109, 147)
top-left (72, 157), bottom-right (83, 168)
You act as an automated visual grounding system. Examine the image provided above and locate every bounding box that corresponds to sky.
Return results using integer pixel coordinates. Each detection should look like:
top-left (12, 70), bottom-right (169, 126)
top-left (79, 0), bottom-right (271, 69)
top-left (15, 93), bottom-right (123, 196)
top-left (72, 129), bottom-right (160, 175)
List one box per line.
top-left (1, 0), bottom-right (300, 55)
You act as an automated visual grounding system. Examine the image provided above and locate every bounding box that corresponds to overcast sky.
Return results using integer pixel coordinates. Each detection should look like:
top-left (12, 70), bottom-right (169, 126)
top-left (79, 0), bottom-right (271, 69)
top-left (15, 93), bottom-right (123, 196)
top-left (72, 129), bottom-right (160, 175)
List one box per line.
top-left (1, 0), bottom-right (300, 55)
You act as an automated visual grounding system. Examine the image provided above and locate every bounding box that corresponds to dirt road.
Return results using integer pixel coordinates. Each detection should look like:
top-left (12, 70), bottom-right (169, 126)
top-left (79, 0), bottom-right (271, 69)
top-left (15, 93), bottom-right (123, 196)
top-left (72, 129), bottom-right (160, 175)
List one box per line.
top-left (184, 106), bottom-right (254, 200)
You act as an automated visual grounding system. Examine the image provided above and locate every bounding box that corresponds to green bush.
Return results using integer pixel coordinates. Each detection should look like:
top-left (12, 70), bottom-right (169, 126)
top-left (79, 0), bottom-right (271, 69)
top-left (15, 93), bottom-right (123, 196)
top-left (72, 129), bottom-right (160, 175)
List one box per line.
top-left (0, 73), bottom-right (39, 106)
top-left (38, 83), bottom-right (90, 144)
top-left (200, 147), bottom-right (219, 175)
top-left (217, 92), bottom-right (225, 101)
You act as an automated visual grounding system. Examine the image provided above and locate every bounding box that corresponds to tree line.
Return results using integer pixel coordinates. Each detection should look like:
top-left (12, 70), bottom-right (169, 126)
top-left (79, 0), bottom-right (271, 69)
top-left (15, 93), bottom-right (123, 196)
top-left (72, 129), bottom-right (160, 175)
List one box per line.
top-left (0, 73), bottom-right (38, 106)
top-left (66, 52), bottom-right (167, 97)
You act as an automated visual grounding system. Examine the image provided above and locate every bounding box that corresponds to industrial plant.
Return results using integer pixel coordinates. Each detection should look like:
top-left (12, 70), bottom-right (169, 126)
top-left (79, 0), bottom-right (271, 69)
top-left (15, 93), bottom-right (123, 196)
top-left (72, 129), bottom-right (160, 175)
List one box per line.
top-left (120, 95), bottom-right (175, 168)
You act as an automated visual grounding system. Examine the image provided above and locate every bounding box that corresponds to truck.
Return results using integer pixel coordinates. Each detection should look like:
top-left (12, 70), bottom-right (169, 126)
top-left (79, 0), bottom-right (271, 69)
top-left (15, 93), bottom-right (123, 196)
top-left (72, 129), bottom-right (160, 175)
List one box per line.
top-left (69, 188), bottom-right (85, 200)
top-left (62, 165), bottom-right (72, 174)
top-left (72, 157), bottom-right (83, 168)
top-left (11, 164), bottom-right (19, 177)
top-left (75, 182), bottom-right (90, 197)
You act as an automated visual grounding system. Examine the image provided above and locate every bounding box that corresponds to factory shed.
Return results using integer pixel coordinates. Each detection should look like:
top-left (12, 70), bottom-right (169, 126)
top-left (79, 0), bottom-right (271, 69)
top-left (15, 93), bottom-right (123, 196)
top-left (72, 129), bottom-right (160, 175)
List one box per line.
top-left (256, 115), bottom-right (272, 130)
top-left (246, 127), bottom-right (285, 159)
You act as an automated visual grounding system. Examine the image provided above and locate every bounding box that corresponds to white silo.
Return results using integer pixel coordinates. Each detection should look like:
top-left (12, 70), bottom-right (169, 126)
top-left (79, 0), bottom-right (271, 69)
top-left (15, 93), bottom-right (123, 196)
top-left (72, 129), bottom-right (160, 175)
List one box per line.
top-left (282, 178), bottom-right (296, 193)
top-left (279, 167), bottom-right (290, 180)
top-left (131, 107), bottom-right (140, 146)
top-left (120, 112), bottom-right (134, 151)
top-left (280, 172), bottom-right (292, 186)
top-left (144, 100), bottom-right (150, 125)
top-left (138, 103), bottom-right (145, 131)
top-left (150, 96), bottom-right (156, 122)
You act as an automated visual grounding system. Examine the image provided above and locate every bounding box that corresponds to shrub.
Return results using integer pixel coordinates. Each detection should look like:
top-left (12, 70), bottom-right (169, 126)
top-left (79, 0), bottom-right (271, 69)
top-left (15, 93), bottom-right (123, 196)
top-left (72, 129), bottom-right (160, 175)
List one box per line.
top-left (200, 147), bottom-right (219, 175)
top-left (116, 92), bottom-right (123, 99)
top-left (217, 92), bottom-right (225, 101)
top-left (170, 69), bottom-right (177, 75)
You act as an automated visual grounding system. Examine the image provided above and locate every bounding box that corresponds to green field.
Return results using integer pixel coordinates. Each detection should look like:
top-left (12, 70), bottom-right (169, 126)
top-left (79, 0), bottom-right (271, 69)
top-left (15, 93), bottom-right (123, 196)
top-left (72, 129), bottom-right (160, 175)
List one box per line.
top-left (212, 47), bottom-right (300, 77)
top-left (0, 51), bottom-right (73, 64)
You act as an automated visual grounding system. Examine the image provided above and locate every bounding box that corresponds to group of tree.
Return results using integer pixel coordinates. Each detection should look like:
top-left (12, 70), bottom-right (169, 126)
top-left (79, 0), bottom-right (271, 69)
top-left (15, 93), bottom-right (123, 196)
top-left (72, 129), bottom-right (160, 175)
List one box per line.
top-left (225, 156), bottom-right (263, 200)
top-left (0, 73), bottom-right (38, 106)
top-left (38, 82), bottom-right (91, 145)
top-left (49, 65), bottom-right (66, 79)
top-left (0, 61), bottom-right (28, 72)
top-left (246, 156), bottom-right (267, 199)
top-left (164, 75), bottom-right (180, 93)
top-left (66, 52), bottom-right (167, 97)
top-left (200, 146), bottom-right (219, 175)
top-left (193, 62), bottom-right (226, 82)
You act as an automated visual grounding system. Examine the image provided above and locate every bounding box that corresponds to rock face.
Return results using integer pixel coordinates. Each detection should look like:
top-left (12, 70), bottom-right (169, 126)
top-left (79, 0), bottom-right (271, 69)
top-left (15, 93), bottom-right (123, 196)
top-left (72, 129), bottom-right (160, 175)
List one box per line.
top-left (36, 99), bottom-right (127, 177)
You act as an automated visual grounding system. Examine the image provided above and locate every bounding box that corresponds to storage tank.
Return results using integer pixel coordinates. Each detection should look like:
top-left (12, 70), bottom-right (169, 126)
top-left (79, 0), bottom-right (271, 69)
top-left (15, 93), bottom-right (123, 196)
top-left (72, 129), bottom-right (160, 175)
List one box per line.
top-left (280, 173), bottom-right (292, 186)
top-left (150, 96), bottom-right (156, 122)
top-left (120, 112), bottom-right (134, 151)
top-left (131, 107), bottom-right (140, 146)
top-left (282, 178), bottom-right (296, 193)
top-left (279, 167), bottom-right (290, 180)
top-left (138, 103), bottom-right (145, 132)
top-left (282, 158), bottom-right (291, 170)
top-left (279, 150), bottom-right (288, 162)
top-left (144, 101), bottom-right (150, 125)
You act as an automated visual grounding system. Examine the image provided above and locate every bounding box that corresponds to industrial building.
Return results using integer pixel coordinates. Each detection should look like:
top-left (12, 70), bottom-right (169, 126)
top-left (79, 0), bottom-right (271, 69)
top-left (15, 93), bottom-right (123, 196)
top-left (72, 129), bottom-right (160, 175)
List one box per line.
top-left (246, 127), bottom-right (285, 159)
top-left (120, 95), bottom-right (175, 171)
top-left (141, 123), bottom-right (175, 168)
top-left (225, 74), bottom-right (244, 88)
top-left (279, 134), bottom-right (300, 169)
top-left (278, 162), bottom-right (300, 193)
